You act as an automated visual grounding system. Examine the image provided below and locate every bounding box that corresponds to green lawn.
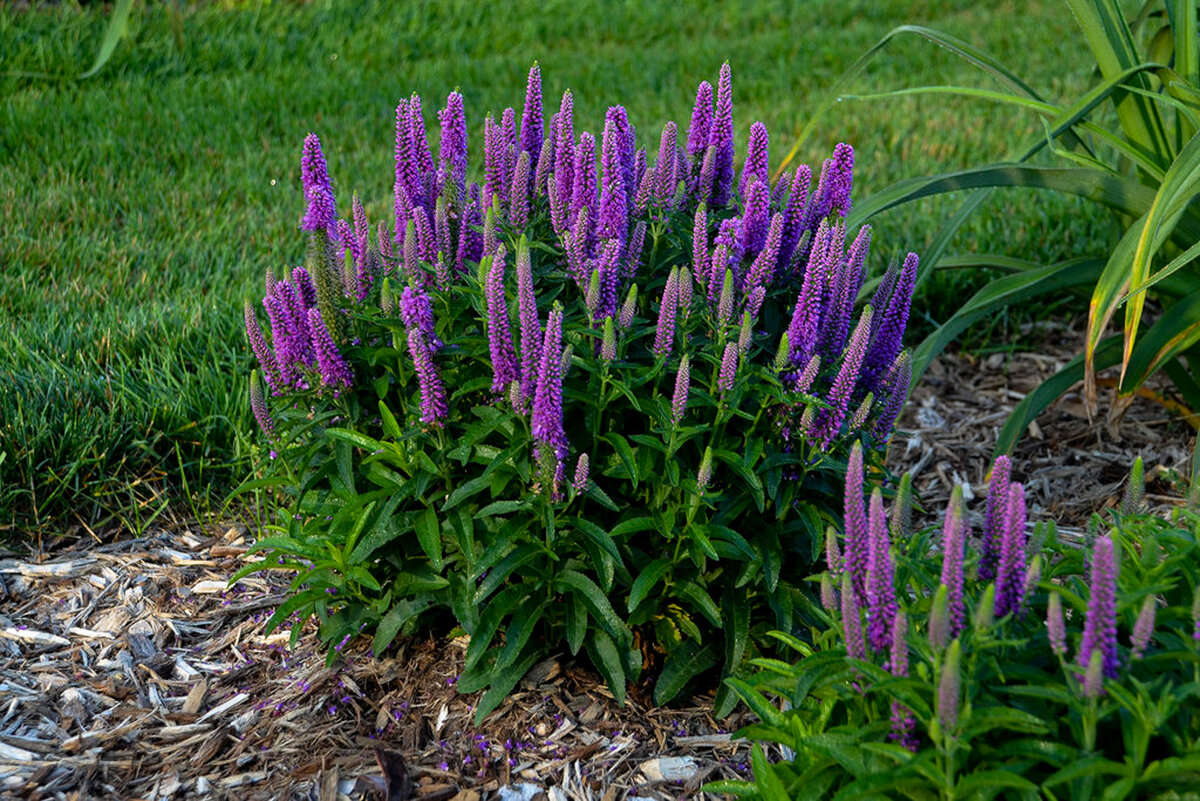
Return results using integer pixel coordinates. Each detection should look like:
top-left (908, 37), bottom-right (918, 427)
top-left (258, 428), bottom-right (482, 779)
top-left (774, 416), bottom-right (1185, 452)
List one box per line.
top-left (0, 0), bottom-right (1109, 536)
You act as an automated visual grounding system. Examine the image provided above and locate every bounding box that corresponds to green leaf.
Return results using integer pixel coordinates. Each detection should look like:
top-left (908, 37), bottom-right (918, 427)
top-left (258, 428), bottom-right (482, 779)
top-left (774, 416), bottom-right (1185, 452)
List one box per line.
top-left (723, 677), bottom-right (786, 729)
top-left (1043, 755), bottom-right (1128, 786)
top-left (585, 630), bottom-right (629, 705)
top-left (475, 647), bottom-right (546, 724)
top-left (628, 558), bottom-right (673, 613)
top-left (565, 592), bottom-right (587, 655)
top-left (722, 584), bottom-right (751, 675)
top-left (750, 744), bottom-right (791, 801)
top-left (414, 506), bottom-right (444, 571)
top-left (654, 641), bottom-right (718, 705)
top-left (601, 432), bottom-right (640, 488)
top-left (677, 581), bottom-right (722, 626)
top-left (557, 570), bottom-right (627, 641)
top-left (714, 449), bottom-right (764, 512)
top-left (262, 589), bottom-right (327, 635)
top-left (464, 585), bottom-right (530, 671)
top-left (474, 544), bottom-right (543, 604)
top-left (609, 516), bottom-right (658, 539)
top-left (567, 517), bottom-right (622, 563)
top-left (441, 475), bottom-right (491, 512)
top-left (379, 400), bottom-right (403, 440)
top-left (476, 500), bottom-right (530, 517)
top-left (80, 0), bottom-right (136, 79)
top-left (372, 597), bottom-right (432, 656)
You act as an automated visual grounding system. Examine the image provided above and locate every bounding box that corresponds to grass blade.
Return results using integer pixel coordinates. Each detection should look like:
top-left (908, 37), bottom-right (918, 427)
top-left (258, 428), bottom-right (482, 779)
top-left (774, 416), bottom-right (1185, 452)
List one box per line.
top-left (80, 0), bottom-right (137, 80)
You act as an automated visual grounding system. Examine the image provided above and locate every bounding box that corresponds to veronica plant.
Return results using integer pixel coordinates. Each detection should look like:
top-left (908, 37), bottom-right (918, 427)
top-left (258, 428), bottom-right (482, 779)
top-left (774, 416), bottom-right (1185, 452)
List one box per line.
top-left (233, 64), bottom-right (919, 718)
top-left (782, 0), bottom-right (1200, 452)
top-left (712, 459), bottom-right (1200, 800)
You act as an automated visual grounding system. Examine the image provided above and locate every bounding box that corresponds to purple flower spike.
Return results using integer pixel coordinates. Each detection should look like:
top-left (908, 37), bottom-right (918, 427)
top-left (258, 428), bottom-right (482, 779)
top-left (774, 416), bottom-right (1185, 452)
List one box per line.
top-left (826, 526), bottom-right (843, 579)
top-left (742, 212), bottom-right (784, 299)
top-left (407, 327), bottom-right (447, 426)
top-left (707, 63), bottom-right (735, 206)
top-left (308, 307), bottom-right (353, 393)
top-left (692, 205), bottom-right (709, 284)
top-left (509, 150), bottom-right (531, 230)
top-left (841, 574), bottom-right (866, 661)
top-left (940, 485), bottom-right (967, 638)
top-left (686, 81), bottom-right (714, 159)
top-left (811, 306), bottom-right (874, 449)
top-left (739, 121), bottom-right (769, 200)
top-left (979, 455), bottom-right (1012, 583)
top-left (738, 179), bottom-right (771, 256)
top-left (938, 639), bottom-right (961, 730)
top-left (250, 371), bottom-right (275, 440)
top-left (696, 145), bottom-right (716, 204)
top-left (823, 142), bottom-right (855, 217)
top-left (869, 351), bottom-right (910, 447)
top-left (655, 122), bottom-right (678, 203)
top-left (671, 354), bottom-right (691, 426)
top-left (599, 117), bottom-right (629, 242)
top-left (456, 193), bottom-right (484, 272)
top-left (866, 488), bottom-right (898, 653)
top-left (620, 284), bottom-right (638, 329)
top-left (718, 341), bottom-right (737, 396)
top-left (889, 611), bottom-right (917, 752)
top-left (844, 441), bottom-right (868, 607)
top-left (861, 251), bottom-right (917, 393)
top-left (407, 93), bottom-right (436, 210)
top-left (516, 241), bottom-right (541, 405)
top-left (438, 90), bottom-right (468, 193)
top-left (1130, 596), bottom-right (1156, 660)
top-left (535, 112), bottom-right (557, 197)
top-left (778, 164), bottom-right (812, 273)
top-left (652, 267), bottom-right (679, 359)
top-left (486, 250), bottom-right (519, 394)
top-left (572, 453), bottom-right (590, 495)
top-left (1047, 591), bottom-right (1067, 656)
top-left (520, 64), bottom-right (544, 172)
top-left (301, 133), bottom-right (337, 233)
top-left (531, 305), bottom-right (568, 481)
top-left (399, 284), bottom-right (439, 350)
top-left (483, 115), bottom-right (504, 212)
top-left (1078, 534), bottom-right (1119, 680)
top-left (500, 107), bottom-right (518, 194)
top-left (245, 300), bottom-right (282, 392)
top-left (995, 482), bottom-right (1028, 619)
top-left (792, 353), bottom-right (820, 395)
top-left (571, 132), bottom-right (597, 240)
top-left (554, 91), bottom-right (576, 229)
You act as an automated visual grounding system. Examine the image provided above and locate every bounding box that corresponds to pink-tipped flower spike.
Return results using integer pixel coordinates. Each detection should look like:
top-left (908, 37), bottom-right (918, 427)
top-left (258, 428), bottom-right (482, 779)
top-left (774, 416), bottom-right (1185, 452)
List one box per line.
top-left (841, 574), bottom-right (866, 661)
top-left (938, 638), bottom-right (962, 731)
top-left (696, 145), bottom-right (716, 204)
top-left (792, 353), bottom-right (821, 395)
top-left (655, 121), bottom-right (678, 204)
top-left (826, 525), bottom-right (843, 579)
top-left (652, 267), bottom-right (679, 359)
top-left (308, 307), bottom-right (353, 394)
top-left (1047, 590), bottom-right (1067, 657)
top-left (509, 150), bottom-right (531, 230)
top-left (456, 192), bottom-right (483, 272)
top-left (485, 250), bottom-right (519, 394)
top-left (820, 573), bottom-right (837, 614)
top-left (995, 482), bottom-right (1028, 619)
top-left (716, 267), bottom-right (734, 329)
top-left (519, 63), bottom-right (543, 173)
top-left (686, 80), bottom-right (714, 160)
top-left (739, 121), bottom-right (769, 200)
top-left (811, 306), bottom-right (874, 449)
top-left (707, 63), bottom-right (735, 206)
top-left (1130, 595), bottom-right (1156, 660)
top-left (697, 446), bottom-right (714, 492)
top-left (941, 484), bottom-right (967, 637)
top-left (811, 142), bottom-right (854, 221)
top-left (889, 611), bottom-right (918, 752)
top-left (718, 341), bottom-right (738, 396)
top-left (412, 205), bottom-right (436, 266)
top-left (572, 453), bottom-right (589, 495)
top-left (979, 455), bottom-right (1012, 583)
top-left (600, 316), bottom-right (617, 362)
top-left (671, 354), bottom-right (691, 426)
top-left (929, 584), bottom-right (950, 651)
top-left (866, 488), bottom-right (898, 653)
top-left (844, 441), bottom-right (869, 606)
top-left (516, 238), bottom-right (541, 405)
top-left (1078, 534), bottom-right (1120, 680)
top-left (633, 168), bottom-right (654, 215)
top-left (249, 370), bottom-right (275, 440)
top-left (399, 284), bottom-right (439, 349)
top-left (737, 310), bottom-right (753, 356)
top-left (245, 300), bottom-right (282, 393)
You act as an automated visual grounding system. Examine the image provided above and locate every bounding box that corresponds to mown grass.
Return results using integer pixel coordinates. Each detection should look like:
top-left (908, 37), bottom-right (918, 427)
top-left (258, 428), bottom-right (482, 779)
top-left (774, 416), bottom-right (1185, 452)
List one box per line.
top-left (0, 0), bottom-right (1110, 539)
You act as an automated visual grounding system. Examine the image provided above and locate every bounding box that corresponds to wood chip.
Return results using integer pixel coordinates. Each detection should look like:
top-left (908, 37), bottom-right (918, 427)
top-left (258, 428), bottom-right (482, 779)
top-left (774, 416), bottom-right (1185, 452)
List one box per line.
top-left (0, 627), bottom-right (70, 648)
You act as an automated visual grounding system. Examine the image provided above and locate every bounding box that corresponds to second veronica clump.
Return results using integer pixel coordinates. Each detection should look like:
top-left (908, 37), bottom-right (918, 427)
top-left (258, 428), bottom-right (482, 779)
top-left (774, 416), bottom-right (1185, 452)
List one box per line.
top-left (239, 63), bottom-right (920, 715)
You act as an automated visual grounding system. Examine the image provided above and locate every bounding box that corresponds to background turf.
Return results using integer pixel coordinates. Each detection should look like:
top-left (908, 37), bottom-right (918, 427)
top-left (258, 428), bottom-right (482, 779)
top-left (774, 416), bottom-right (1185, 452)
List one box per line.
top-left (0, 0), bottom-right (1110, 538)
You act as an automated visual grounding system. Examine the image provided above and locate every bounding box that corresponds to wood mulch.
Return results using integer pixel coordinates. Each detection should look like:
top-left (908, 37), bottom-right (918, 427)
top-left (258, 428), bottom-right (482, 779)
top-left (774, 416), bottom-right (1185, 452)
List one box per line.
top-left (1, 317), bottom-right (1194, 800)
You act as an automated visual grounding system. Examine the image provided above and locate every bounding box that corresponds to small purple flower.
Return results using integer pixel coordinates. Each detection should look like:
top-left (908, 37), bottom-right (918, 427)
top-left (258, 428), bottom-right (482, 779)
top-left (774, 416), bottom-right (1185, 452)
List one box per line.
top-left (791, 353), bottom-right (821, 395)
top-left (486, 249), bottom-right (519, 394)
top-left (844, 441), bottom-right (869, 606)
top-left (778, 164), bottom-right (812, 273)
top-left (738, 180), bottom-right (770, 256)
top-left (742, 212), bottom-right (784, 300)
top-left (718, 341), bottom-right (738, 396)
top-left (1130, 596), bottom-right (1156, 660)
top-left (399, 284), bottom-right (438, 349)
top-left (866, 488), bottom-right (897, 653)
top-left (696, 145), bottom-right (716, 203)
top-left (500, 106), bottom-right (518, 197)
top-left (394, 97), bottom-right (415, 226)
top-left (438, 90), bottom-right (468, 192)
top-left (655, 121), bottom-right (678, 203)
top-left (979, 455), bottom-right (1012, 583)
top-left (671, 354), bottom-right (690, 426)
top-left (308, 307), bottom-right (353, 393)
top-left (940, 485), bottom-right (967, 638)
top-left (652, 267), bottom-right (679, 359)
top-left (598, 117), bottom-right (629, 242)
top-left (554, 91), bottom-right (576, 229)
top-left (483, 114), bottom-right (505, 211)
top-left (1047, 590), bottom-right (1067, 656)
top-left (1078, 534), bottom-right (1119, 680)
top-left (407, 326), bottom-right (447, 425)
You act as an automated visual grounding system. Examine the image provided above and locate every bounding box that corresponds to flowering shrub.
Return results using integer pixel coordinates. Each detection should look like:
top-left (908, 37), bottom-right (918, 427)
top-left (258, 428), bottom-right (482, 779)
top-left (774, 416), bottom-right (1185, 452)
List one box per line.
top-left (235, 64), bottom-right (918, 717)
top-left (714, 456), bottom-right (1200, 799)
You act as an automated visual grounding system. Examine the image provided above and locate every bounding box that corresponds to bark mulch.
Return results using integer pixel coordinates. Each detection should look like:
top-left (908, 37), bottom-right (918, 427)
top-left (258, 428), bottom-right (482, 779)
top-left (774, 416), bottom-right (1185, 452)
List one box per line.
top-left (2, 318), bottom-right (1195, 800)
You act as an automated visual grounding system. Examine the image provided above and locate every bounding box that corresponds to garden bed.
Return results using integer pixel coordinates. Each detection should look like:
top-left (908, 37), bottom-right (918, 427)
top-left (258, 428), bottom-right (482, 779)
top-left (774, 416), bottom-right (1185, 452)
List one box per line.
top-left (0, 319), bottom-right (1192, 801)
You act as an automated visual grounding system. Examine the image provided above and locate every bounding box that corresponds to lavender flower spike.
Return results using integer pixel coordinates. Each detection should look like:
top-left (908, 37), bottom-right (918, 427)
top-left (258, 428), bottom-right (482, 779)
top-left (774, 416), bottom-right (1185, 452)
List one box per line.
top-left (509, 150), bottom-right (531, 230)
top-left (940, 484), bottom-right (967, 638)
top-left (707, 63), bottom-right (735, 206)
top-left (869, 350), bottom-right (911, 448)
top-left (979, 455), bottom-right (1012, 583)
top-left (1131, 595), bottom-right (1156, 660)
top-left (994, 481), bottom-right (1028, 619)
top-left (671, 354), bottom-right (691, 426)
top-left (739, 121), bottom-right (769, 200)
top-left (692, 204), bottom-right (708, 284)
top-left (515, 237), bottom-right (541, 405)
top-left (308, 307), bottom-right (353, 393)
top-left (811, 306), bottom-right (874, 449)
top-left (531, 305), bottom-right (569, 482)
top-left (861, 251), bottom-right (917, 393)
top-left (889, 611), bottom-right (917, 752)
top-left (844, 441), bottom-right (869, 607)
top-left (249, 370), bottom-right (275, 440)
top-left (407, 327), bottom-right (447, 426)
top-left (686, 80), bottom-right (714, 159)
top-left (301, 133), bottom-right (337, 234)
top-left (1047, 590), bottom-right (1067, 656)
top-left (938, 638), bottom-right (962, 731)
top-left (598, 116), bottom-right (629, 242)
top-left (652, 267), bottom-right (679, 359)
top-left (655, 121), bottom-right (678, 203)
top-left (1078, 533), bottom-right (1119, 680)
top-left (572, 453), bottom-right (590, 495)
top-left (866, 488), bottom-right (898, 653)
top-left (245, 300), bottom-right (282, 392)
top-left (485, 251), bottom-right (519, 394)
top-left (519, 63), bottom-right (544, 172)
top-left (841, 574), bottom-right (866, 661)
top-left (438, 90), bottom-right (468, 193)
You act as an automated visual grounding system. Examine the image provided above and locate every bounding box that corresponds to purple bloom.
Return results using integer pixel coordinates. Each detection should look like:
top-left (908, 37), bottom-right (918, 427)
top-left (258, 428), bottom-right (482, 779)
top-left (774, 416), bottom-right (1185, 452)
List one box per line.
top-left (791, 353), bottom-right (820, 395)
top-left (531, 305), bottom-right (568, 484)
top-left (509, 150), bottom-right (531, 230)
top-left (738, 179), bottom-right (770, 256)
top-left (778, 164), bottom-right (812, 273)
top-left (598, 117), bottom-right (629, 242)
top-left (671, 354), bottom-right (690, 426)
top-left (844, 441), bottom-right (868, 606)
top-left (413, 205), bottom-right (436, 265)
top-left (652, 267), bottom-right (679, 358)
top-left (250, 370), bottom-right (275, 439)
top-left (841, 574), bottom-right (866, 661)
top-left (483, 115), bottom-right (505, 212)
top-left (866, 488), bottom-right (897, 653)
top-left (301, 133), bottom-right (337, 234)
top-left (456, 193), bottom-right (484, 273)
top-left (1130, 596), bottom-right (1156, 660)
top-left (606, 105), bottom-right (637, 200)
top-left (869, 351), bottom-right (911, 446)
top-left (707, 63), bottom-right (735, 206)
top-left (486, 250), bottom-right (519, 394)
top-left (655, 121), bottom-right (678, 203)
top-left (742, 212), bottom-right (784, 299)
top-left (519, 64), bottom-right (544, 173)
top-left (739, 121), bottom-right (769, 200)
top-left (810, 306), bottom-right (874, 449)
top-left (619, 284), bottom-right (638, 329)
top-left (979, 455), bottom-right (1012, 583)
top-left (438, 90), bottom-right (468, 193)
top-left (692, 205), bottom-right (709, 286)
top-left (1047, 590), bottom-right (1067, 656)
top-left (785, 231), bottom-right (827, 365)
top-left (940, 485), bottom-right (967, 638)
top-left (572, 453), bottom-right (590, 495)
top-left (245, 300), bottom-right (282, 392)
top-left (407, 327), bottom-right (447, 425)
top-left (308, 307), bottom-right (353, 393)
top-left (696, 145), bottom-right (716, 204)
top-left (686, 81), bottom-right (714, 159)
top-left (399, 284), bottom-right (438, 349)
top-left (394, 98), bottom-right (415, 227)
top-left (994, 482), bottom-right (1028, 619)
top-left (554, 91), bottom-right (576, 231)
top-left (1078, 534), bottom-right (1119, 680)
top-left (889, 611), bottom-right (917, 752)
top-left (938, 639), bottom-right (961, 730)
top-left (861, 251), bottom-right (917, 394)
top-left (500, 106), bottom-right (518, 196)
top-left (821, 142), bottom-right (855, 218)
top-left (534, 112), bottom-right (557, 197)
top-left (633, 168), bottom-right (654, 215)
top-left (516, 241), bottom-right (541, 404)
top-left (571, 132), bottom-right (597, 243)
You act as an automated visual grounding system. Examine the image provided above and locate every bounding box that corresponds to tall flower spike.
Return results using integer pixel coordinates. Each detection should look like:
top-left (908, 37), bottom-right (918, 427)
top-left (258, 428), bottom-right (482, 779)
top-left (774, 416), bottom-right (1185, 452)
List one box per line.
top-left (485, 250), bottom-right (519, 394)
top-left (778, 164), bottom-right (812, 273)
top-left (739, 121), bottom-right (769, 200)
top-left (516, 238), bottom-right (541, 405)
top-left (301, 132), bottom-right (337, 234)
top-left (482, 115), bottom-right (504, 212)
top-left (531, 305), bottom-right (568, 481)
top-left (572, 453), bottom-right (589, 495)
top-left (707, 63), bottom-right (735, 206)
top-left (519, 63), bottom-right (543, 172)
top-left (742, 212), bottom-right (784, 299)
top-left (696, 145), bottom-right (716, 203)
top-left (994, 482), bottom-right (1028, 619)
top-left (738, 180), bottom-right (771, 260)
top-left (889, 611), bottom-right (918, 752)
top-left (407, 93), bottom-right (435, 210)
top-left (499, 107), bottom-right (518, 203)
top-left (697, 446), bottom-right (714, 492)
top-left (1131, 595), bottom-right (1156, 660)
top-left (1047, 590), bottom-right (1067, 656)
top-left (249, 370), bottom-right (275, 440)
top-left (692, 204), bottom-right (709, 286)
top-left (438, 90), bottom-right (468, 193)
top-left (1082, 647), bottom-right (1105, 699)
top-left (509, 150), bottom-right (531, 230)
top-left (655, 121), bottom-right (678, 203)
top-left (811, 306), bottom-right (874, 449)
top-left (866, 488), bottom-right (898, 653)
top-left (941, 485), bottom-right (967, 637)
top-left (308, 307), bottom-right (353, 393)
top-left (979, 455), bottom-right (1012, 583)
top-left (554, 91), bottom-right (576, 228)
top-left (861, 251), bottom-right (918, 394)
top-left (717, 267), bottom-right (734, 329)
top-left (394, 98), bottom-right (415, 226)
top-left (407, 327), bottom-right (447, 426)
top-left (598, 117), bottom-right (629, 242)
top-left (841, 574), bottom-right (866, 661)
top-left (792, 353), bottom-right (820, 395)
top-left (245, 300), bottom-right (282, 392)
top-left (399, 284), bottom-right (438, 349)
top-left (619, 283), bottom-right (638, 329)
top-left (938, 639), bottom-right (962, 731)
top-left (571, 132), bottom-right (597, 240)
top-left (686, 80), bottom-right (714, 159)
top-left (600, 316), bottom-right (617, 362)
top-left (671, 354), bottom-right (691, 426)
top-left (844, 441), bottom-right (869, 606)
top-left (825, 525), bottom-right (843, 578)
top-left (652, 267), bottom-right (679, 359)
top-left (718, 341), bottom-right (737, 396)
top-left (929, 585), bottom-right (950, 651)
top-left (869, 350), bottom-right (911, 447)
top-left (534, 112), bottom-right (557, 198)
top-left (676, 265), bottom-right (693, 323)
top-left (1078, 534), bottom-right (1119, 680)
